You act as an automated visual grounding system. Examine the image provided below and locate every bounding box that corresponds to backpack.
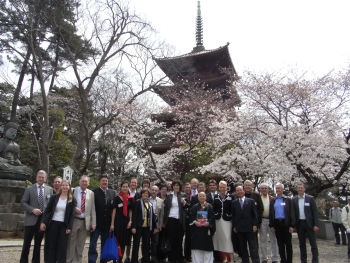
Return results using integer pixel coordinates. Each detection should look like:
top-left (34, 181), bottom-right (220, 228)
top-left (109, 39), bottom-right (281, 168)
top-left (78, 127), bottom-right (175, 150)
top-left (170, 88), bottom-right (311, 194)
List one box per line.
top-left (332, 206), bottom-right (349, 217)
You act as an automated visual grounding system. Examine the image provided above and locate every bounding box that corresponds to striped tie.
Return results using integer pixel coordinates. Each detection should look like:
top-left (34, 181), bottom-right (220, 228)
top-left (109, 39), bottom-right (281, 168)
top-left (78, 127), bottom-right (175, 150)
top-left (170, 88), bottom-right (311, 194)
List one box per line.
top-left (81, 191), bottom-right (85, 213)
top-left (39, 186), bottom-right (44, 212)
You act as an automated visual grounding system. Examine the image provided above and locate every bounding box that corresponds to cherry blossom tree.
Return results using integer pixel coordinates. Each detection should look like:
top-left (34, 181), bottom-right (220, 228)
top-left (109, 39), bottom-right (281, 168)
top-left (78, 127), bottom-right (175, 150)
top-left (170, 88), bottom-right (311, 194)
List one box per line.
top-left (202, 68), bottom-right (350, 197)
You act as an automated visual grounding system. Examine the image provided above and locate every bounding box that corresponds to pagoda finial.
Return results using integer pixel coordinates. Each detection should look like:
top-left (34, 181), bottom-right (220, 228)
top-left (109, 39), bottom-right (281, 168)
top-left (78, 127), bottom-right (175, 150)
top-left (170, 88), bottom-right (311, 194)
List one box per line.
top-left (192, 0), bottom-right (205, 52)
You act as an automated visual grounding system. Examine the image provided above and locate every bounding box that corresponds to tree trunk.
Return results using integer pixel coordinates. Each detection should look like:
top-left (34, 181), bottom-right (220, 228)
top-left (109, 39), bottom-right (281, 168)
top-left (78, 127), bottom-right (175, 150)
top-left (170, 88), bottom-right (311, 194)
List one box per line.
top-left (10, 50), bottom-right (31, 121)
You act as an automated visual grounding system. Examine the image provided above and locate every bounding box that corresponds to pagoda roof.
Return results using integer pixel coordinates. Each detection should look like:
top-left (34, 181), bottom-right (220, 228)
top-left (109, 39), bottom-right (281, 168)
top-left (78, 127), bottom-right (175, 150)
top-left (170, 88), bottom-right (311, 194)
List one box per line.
top-left (154, 43), bottom-right (231, 62)
top-left (154, 44), bottom-right (239, 85)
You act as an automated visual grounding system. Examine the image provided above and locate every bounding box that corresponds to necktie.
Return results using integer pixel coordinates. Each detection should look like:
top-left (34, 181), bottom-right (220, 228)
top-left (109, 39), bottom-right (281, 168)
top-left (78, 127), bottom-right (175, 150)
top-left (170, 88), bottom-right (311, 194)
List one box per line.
top-left (39, 186), bottom-right (44, 212)
top-left (240, 198), bottom-right (243, 209)
top-left (81, 191), bottom-right (85, 213)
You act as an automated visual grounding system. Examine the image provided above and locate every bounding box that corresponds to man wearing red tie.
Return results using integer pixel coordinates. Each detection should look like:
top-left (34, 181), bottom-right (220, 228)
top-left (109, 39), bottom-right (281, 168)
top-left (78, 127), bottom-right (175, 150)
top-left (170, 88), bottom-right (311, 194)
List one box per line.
top-left (67, 176), bottom-right (96, 263)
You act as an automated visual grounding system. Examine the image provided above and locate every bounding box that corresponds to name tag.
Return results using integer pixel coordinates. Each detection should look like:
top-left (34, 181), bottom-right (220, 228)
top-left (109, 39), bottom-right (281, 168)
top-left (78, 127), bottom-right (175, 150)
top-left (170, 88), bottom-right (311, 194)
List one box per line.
top-left (227, 197), bottom-right (232, 200)
top-left (305, 203), bottom-right (310, 206)
top-left (281, 202), bottom-right (286, 206)
top-left (118, 203), bottom-right (123, 207)
top-left (255, 202), bottom-right (257, 205)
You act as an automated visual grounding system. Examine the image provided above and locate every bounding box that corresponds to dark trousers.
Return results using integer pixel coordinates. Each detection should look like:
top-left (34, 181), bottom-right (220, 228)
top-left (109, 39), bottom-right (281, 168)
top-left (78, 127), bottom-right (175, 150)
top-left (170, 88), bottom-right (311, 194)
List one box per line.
top-left (231, 231), bottom-right (241, 257)
top-left (184, 218), bottom-right (192, 260)
top-left (332, 222), bottom-right (347, 244)
top-left (88, 227), bottom-right (109, 263)
top-left (167, 218), bottom-right (184, 262)
top-left (131, 227), bottom-right (151, 263)
top-left (46, 221), bottom-right (69, 263)
top-left (274, 219), bottom-right (293, 263)
top-left (20, 217), bottom-right (44, 263)
top-left (296, 220), bottom-right (318, 263)
top-left (236, 232), bottom-right (260, 263)
top-left (156, 229), bottom-right (167, 261)
top-left (151, 230), bottom-right (159, 261)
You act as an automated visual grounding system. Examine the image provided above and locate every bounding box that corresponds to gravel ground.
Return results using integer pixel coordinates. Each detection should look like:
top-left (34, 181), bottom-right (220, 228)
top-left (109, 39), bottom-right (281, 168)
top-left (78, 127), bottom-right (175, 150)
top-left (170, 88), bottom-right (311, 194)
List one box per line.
top-left (0, 234), bottom-right (350, 263)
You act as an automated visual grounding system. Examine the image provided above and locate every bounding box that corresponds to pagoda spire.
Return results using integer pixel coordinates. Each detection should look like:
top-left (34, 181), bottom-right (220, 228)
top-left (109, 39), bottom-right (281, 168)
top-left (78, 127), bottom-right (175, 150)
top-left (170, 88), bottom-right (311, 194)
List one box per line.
top-left (192, 1), bottom-right (205, 52)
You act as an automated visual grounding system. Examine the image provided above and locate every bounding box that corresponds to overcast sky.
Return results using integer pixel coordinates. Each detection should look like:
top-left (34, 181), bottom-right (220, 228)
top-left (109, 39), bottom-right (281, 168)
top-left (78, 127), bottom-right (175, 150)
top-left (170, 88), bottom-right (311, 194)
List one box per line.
top-left (133, 0), bottom-right (350, 76)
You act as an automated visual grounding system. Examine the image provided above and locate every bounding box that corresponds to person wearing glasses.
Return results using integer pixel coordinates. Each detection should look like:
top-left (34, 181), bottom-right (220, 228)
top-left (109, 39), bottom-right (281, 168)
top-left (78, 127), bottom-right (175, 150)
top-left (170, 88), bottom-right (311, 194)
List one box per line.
top-left (259, 183), bottom-right (279, 263)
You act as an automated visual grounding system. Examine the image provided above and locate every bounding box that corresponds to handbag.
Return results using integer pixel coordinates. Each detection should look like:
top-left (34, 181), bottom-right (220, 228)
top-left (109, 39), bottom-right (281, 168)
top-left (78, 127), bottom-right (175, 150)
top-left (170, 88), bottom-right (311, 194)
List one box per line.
top-left (114, 236), bottom-right (123, 258)
top-left (101, 232), bottom-right (119, 261)
top-left (161, 235), bottom-right (171, 253)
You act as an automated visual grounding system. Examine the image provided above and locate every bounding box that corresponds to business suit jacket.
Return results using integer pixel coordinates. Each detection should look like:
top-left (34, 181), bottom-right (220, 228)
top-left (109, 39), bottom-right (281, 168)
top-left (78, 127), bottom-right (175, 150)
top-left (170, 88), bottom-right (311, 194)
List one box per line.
top-left (151, 197), bottom-right (164, 228)
top-left (269, 196), bottom-right (296, 228)
top-left (163, 192), bottom-right (190, 230)
top-left (232, 197), bottom-right (258, 232)
top-left (245, 192), bottom-right (264, 224)
top-left (73, 187), bottom-right (96, 230)
top-left (213, 194), bottom-right (234, 221)
top-left (190, 194), bottom-right (199, 207)
top-left (292, 194), bottom-right (319, 229)
top-left (93, 187), bottom-right (116, 228)
top-left (206, 192), bottom-right (217, 205)
top-left (41, 194), bottom-right (77, 230)
top-left (129, 190), bottom-right (141, 201)
top-left (21, 184), bottom-right (53, 226)
top-left (132, 199), bottom-right (157, 230)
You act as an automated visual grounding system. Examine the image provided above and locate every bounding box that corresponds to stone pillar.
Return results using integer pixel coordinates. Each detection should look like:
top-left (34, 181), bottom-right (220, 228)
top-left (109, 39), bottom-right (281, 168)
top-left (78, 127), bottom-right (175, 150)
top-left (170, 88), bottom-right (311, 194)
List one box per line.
top-left (0, 179), bottom-right (28, 238)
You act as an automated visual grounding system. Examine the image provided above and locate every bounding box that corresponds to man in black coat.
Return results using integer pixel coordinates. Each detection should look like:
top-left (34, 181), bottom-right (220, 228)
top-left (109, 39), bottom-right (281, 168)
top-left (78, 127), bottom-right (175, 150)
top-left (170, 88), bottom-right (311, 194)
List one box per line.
top-left (88, 175), bottom-right (116, 263)
top-left (206, 179), bottom-right (218, 205)
top-left (244, 180), bottom-right (264, 225)
top-left (232, 186), bottom-right (260, 263)
top-left (292, 182), bottom-right (319, 263)
top-left (269, 183), bottom-right (295, 263)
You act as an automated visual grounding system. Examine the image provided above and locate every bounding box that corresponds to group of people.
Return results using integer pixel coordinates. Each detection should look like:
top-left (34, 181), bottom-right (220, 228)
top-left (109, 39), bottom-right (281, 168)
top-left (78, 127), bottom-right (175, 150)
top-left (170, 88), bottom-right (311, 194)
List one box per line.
top-left (330, 198), bottom-right (350, 259)
top-left (20, 170), bottom-right (324, 263)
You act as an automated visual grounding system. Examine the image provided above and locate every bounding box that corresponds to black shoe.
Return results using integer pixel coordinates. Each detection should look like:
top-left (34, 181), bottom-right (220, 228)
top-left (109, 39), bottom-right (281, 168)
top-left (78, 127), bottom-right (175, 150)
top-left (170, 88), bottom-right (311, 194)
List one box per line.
top-left (335, 242), bottom-right (340, 244)
top-left (343, 243), bottom-right (347, 245)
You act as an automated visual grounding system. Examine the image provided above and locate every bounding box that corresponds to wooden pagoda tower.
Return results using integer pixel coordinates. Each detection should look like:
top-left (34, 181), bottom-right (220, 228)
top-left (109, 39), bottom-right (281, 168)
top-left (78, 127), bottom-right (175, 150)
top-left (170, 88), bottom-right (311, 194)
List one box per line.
top-left (151, 1), bottom-right (240, 155)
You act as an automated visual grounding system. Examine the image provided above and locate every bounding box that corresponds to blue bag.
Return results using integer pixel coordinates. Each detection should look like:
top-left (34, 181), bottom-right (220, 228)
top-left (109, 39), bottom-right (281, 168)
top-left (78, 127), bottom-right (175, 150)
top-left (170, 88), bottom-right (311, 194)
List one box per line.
top-left (101, 232), bottom-right (119, 261)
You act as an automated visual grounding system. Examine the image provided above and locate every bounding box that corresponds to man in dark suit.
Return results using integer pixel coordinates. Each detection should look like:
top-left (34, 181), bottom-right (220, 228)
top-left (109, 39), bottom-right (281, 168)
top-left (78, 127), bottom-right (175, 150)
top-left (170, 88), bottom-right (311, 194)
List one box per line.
top-left (243, 180), bottom-right (264, 226)
top-left (292, 182), bottom-right (319, 263)
top-left (190, 182), bottom-right (206, 206)
top-left (232, 186), bottom-right (260, 263)
top-left (206, 179), bottom-right (218, 205)
top-left (269, 183), bottom-right (295, 263)
top-left (52, 176), bottom-right (62, 194)
top-left (20, 170), bottom-right (53, 263)
top-left (88, 175), bottom-right (116, 263)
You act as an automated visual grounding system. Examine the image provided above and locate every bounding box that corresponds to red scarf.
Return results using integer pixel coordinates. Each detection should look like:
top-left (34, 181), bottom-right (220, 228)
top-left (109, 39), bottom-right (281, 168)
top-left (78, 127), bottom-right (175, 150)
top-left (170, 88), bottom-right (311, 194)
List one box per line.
top-left (119, 192), bottom-right (132, 217)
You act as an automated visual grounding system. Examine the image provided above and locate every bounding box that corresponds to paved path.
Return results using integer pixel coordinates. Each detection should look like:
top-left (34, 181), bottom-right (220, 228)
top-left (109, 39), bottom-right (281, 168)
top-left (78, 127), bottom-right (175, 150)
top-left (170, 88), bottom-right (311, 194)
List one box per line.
top-left (0, 234), bottom-right (349, 262)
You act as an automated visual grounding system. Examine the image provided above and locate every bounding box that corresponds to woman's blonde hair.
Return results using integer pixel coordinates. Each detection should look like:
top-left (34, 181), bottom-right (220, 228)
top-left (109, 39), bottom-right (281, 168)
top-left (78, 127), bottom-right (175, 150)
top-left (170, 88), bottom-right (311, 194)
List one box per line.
top-left (59, 180), bottom-right (73, 203)
top-left (218, 180), bottom-right (227, 186)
